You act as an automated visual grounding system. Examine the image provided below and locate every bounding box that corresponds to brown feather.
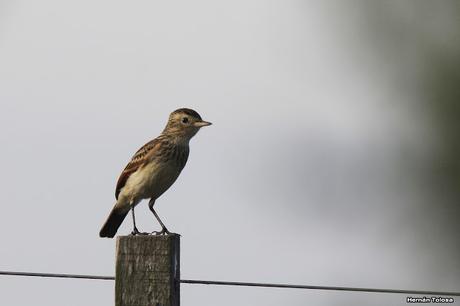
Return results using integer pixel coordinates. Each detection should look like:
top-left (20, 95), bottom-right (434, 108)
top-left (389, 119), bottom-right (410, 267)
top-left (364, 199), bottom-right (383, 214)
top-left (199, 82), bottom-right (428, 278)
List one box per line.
top-left (114, 135), bottom-right (190, 200)
top-left (115, 138), bottom-right (161, 199)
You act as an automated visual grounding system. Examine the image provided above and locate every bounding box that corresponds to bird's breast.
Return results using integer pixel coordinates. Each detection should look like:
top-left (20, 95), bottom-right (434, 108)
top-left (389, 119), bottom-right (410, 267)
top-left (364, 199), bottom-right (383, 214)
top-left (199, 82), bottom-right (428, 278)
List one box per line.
top-left (118, 143), bottom-right (189, 204)
top-left (121, 146), bottom-right (189, 202)
top-left (140, 161), bottom-right (182, 198)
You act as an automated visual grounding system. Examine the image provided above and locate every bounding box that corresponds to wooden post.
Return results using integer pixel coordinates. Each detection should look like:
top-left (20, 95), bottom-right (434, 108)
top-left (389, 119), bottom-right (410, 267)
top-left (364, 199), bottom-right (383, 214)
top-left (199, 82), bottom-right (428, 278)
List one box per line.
top-left (115, 234), bottom-right (180, 306)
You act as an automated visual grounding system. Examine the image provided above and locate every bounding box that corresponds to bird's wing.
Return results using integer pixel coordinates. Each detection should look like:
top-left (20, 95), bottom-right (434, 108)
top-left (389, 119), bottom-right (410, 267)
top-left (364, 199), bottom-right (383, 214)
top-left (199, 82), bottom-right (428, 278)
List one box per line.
top-left (115, 138), bottom-right (162, 200)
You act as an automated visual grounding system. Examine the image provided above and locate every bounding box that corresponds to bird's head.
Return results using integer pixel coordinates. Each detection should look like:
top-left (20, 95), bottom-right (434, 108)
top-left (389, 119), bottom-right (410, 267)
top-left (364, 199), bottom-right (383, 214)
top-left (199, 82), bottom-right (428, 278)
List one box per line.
top-left (163, 108), bottom-right (212, 140)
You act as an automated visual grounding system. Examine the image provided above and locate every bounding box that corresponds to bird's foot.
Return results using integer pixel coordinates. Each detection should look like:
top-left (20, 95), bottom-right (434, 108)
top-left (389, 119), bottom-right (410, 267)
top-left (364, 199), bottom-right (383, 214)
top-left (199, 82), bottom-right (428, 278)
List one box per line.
top-left (151, 227), bottom-right (171, 235)
top-left (131, 227), bottom-right (149, 236)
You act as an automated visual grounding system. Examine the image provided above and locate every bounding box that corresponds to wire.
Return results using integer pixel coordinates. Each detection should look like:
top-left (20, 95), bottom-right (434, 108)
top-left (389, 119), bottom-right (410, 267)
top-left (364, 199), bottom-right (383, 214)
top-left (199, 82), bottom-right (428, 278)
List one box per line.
top-left (180, 279), bottom-right (460, 296)
top-left (0, 271), bottom-right (113, 280)
top-left (1, 270), bottom-right (459, 296)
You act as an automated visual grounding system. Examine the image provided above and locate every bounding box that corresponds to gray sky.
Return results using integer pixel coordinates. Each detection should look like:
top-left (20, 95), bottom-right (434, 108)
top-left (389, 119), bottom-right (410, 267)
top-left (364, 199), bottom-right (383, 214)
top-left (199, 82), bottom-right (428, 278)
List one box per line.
top-left (0, 1), bottom-right (459, 305)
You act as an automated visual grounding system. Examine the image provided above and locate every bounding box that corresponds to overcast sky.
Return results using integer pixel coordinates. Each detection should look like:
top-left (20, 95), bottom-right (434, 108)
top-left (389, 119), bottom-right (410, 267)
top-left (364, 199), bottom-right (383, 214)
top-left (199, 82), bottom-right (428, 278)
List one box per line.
top-left (0, 1), bottom-right (459, 305)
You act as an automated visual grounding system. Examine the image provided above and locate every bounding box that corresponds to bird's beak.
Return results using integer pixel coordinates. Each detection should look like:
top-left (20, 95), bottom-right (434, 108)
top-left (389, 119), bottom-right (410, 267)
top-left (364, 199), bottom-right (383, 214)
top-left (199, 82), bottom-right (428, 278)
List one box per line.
top-left (194, 120), bottom-right (212, 127)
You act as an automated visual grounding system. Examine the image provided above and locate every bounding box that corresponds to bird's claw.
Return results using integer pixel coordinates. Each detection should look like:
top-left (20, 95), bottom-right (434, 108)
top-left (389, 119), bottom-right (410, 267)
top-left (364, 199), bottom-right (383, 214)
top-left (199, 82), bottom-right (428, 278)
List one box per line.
top-left (151, 228), bottom-right (171, 235)
top-left (131, 228), bottom-right (149, 236)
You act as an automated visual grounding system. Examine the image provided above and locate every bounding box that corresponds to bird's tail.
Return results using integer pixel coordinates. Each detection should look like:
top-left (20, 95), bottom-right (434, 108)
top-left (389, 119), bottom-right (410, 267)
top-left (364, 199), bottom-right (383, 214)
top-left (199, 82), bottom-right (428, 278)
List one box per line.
top-left (99, 205), bottom-right (129, 238)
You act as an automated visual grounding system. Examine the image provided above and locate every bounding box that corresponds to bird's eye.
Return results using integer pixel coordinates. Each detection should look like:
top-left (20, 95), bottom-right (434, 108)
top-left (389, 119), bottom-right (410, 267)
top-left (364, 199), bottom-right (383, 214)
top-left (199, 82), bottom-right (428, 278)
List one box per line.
top-left (182, 117), bottom-right (189, 124)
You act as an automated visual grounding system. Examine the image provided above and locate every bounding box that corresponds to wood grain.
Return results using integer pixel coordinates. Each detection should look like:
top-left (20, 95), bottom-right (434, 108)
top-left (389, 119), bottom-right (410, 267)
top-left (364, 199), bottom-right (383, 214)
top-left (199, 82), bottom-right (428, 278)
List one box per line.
top-left (115, 235), bottom-right (180, 306)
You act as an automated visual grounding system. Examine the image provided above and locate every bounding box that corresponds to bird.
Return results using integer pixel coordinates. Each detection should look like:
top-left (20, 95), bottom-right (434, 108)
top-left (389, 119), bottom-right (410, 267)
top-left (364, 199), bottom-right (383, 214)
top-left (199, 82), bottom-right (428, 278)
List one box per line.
top-left (99, 108), bottom-right (211, 238)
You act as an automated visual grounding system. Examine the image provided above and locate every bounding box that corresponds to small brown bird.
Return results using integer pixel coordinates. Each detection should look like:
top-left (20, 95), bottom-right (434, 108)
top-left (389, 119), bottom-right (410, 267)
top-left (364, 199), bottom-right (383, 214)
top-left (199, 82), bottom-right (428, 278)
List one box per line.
top-left (99, 108), bottom-right (211, 238)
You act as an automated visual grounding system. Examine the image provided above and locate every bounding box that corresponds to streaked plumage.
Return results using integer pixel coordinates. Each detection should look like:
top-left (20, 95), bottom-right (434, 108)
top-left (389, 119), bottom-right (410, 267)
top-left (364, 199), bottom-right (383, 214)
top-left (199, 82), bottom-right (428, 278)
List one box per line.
top-left (99, 108), bottom-right (211, 238)
top-left (115, 136), bottom-right (189, 200)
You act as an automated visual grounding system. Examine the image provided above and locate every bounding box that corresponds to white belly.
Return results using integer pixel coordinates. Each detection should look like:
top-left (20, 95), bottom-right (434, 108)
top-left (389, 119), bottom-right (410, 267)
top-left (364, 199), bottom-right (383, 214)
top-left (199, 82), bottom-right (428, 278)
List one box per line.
top-left (119, 160), bottom-right (182, 205)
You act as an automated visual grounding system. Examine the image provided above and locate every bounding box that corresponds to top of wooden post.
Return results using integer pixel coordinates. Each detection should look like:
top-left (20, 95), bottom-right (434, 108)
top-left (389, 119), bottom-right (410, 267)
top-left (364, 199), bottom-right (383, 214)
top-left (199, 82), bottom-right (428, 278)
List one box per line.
top-left (115, 234), bottom-right (180, 306)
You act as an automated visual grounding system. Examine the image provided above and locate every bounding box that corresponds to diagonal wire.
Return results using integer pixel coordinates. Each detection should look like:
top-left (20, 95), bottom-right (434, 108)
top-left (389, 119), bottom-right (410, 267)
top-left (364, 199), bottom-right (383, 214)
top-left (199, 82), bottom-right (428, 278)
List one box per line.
top-left (0, 270), bottom-right (459, 296)
top-left (180, 279), bottom-right (460, 296)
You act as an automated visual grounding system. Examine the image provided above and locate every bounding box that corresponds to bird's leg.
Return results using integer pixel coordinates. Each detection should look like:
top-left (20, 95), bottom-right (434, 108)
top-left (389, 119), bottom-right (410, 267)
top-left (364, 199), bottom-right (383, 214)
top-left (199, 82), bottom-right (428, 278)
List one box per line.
top-left (130, 205), bottom-right (148, 235)
top-left (148, 199), bottom-right (170, 235)
top-left (130, 206), bottom-right (140, 235)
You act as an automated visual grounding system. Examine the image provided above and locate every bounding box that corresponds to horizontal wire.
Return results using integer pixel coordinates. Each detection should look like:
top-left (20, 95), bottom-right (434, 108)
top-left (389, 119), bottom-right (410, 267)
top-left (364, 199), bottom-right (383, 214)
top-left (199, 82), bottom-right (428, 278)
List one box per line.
top-left (0, 270), bottom-right (114, 280)
top-left (1, 270), bottom-right (459, 296)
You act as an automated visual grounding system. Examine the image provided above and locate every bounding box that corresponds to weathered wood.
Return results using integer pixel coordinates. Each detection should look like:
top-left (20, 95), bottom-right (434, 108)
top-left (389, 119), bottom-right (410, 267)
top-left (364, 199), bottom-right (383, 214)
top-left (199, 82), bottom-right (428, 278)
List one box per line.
top-left (115, 234), bottom-right (180, 306)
